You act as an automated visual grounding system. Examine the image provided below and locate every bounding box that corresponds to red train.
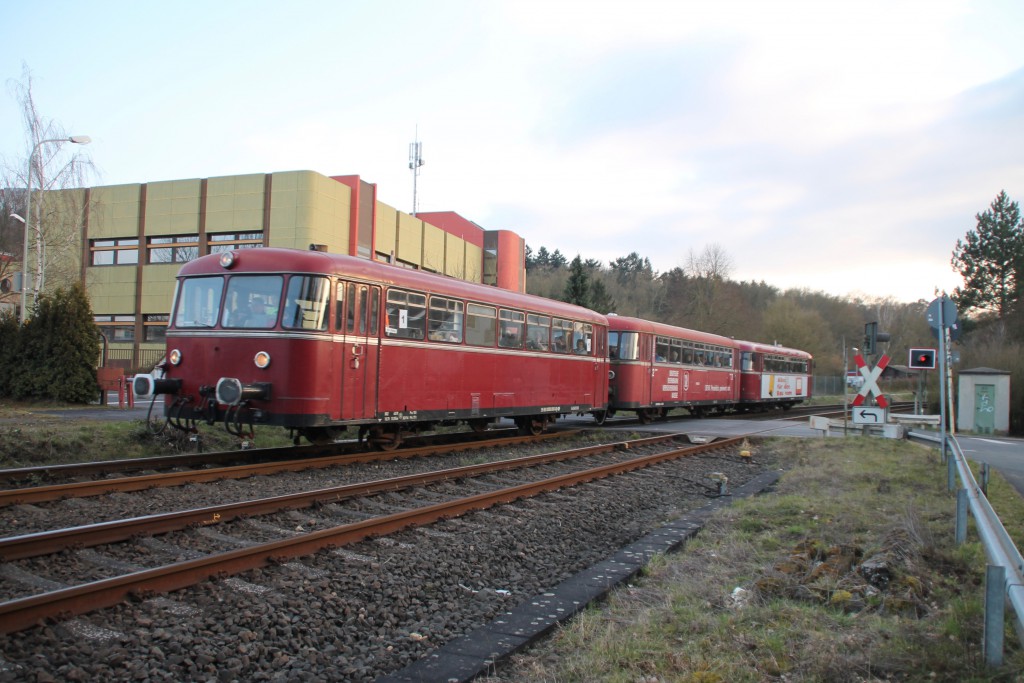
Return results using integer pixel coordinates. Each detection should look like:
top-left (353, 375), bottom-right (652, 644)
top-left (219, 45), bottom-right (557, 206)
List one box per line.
top-left (134, 248), bottom-right (812, 446)
top-left (134, 248), bottom-right (608, 448)
top-left (605, 316), bottom-right (812, 422)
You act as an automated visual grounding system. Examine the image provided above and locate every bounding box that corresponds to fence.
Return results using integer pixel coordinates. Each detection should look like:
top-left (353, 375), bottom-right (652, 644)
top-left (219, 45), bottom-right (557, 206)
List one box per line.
top-left (99, 347), bottom-right (165, 373)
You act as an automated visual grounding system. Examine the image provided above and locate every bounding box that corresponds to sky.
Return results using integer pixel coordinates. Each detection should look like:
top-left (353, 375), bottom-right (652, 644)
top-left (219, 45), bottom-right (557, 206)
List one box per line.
top-left (2, 0), bottom-right (1022, 303)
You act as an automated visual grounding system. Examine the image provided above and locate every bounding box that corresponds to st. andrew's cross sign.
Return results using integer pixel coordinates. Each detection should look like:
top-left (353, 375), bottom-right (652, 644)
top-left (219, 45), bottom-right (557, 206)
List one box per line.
top-left (851, 353), bottom-right (890, 409)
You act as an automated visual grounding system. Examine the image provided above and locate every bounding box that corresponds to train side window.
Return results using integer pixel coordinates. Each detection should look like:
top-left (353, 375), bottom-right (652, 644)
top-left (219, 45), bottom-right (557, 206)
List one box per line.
top-left (466, 303), bottom-right (497, 346)
top-left (612, 331), bottom-right (639, 360)
top-left (655, 336), bottom-right (670, 363)
top-left (283, 275), bottom-right (330, 331)
top-left (368, 287), bottom-right (379, 335)
top-left (572, 322), bottom-right (592, 355)
top-left (682, 343), bottom-right (695, 365)
top-left (429, 296), bottom-right (464, 343)
top-left (670, 339), bottom-right (682, 364)
top-left (335, 283), bottom-right (346, 332)
top-left (385, 289), bottom-right (426, 339)
top-left (499, 310), bottom-right (525, 349)
top-left (551, 318), bottom-right (573, 353)
top-left (526, 314), bottom-right (550, 351)
top-left (345, 283), bottom-right (357, 333)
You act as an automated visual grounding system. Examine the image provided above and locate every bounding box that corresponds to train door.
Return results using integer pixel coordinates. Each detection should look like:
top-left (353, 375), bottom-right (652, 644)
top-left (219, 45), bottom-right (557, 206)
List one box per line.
top-left (592, 326), bottom-right (607, 408)
top-left (340, 282), bottom-right (380, 420)
top-left (641, 333), bottom-right (653, 406)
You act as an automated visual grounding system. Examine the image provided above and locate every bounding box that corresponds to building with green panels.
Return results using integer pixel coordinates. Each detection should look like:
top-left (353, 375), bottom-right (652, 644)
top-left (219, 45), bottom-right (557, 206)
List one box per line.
top-left (22, 169), bottom-right (525, 370)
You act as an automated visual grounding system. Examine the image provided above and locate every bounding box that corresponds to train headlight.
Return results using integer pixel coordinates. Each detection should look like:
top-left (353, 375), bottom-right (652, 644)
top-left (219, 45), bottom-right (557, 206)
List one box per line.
top-left (169, 349), bottom-right (183, 366)
top-left (218, 252), bottom-right (236, 269)
top-left (254, 351), bottom-right (271, 369)
top-left (608, 370), bottom-right (616, 380)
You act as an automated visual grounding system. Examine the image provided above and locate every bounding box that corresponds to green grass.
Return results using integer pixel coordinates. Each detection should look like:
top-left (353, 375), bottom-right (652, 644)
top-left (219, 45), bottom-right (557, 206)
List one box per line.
top-left (488, 437), bottom-right (1024, 682)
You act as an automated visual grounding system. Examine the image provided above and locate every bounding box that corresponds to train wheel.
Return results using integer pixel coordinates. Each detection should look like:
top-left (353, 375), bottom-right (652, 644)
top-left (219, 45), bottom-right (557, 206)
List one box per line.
top-left (515, 417), bottom-right (546, 436)
top-left (637, 409), bottom-right (654, 425)
top-left (368, 426), bottom-right (403, 451)
top-left (469, 418), bottom-right (491, 433)
top-left (591, 410), bottom-right (607, 425)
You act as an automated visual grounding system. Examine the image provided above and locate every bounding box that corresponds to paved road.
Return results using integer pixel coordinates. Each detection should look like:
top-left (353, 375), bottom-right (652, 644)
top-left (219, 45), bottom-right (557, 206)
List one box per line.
top-left (952, 434), bottom-right (1024, 496)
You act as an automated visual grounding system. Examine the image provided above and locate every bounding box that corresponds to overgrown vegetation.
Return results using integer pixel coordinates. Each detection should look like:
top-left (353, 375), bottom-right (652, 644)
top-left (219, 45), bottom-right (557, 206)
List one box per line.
top-left (487, 438), bottom-right (1024, 682)
top-left (0, 402), bottom-right (295, 467)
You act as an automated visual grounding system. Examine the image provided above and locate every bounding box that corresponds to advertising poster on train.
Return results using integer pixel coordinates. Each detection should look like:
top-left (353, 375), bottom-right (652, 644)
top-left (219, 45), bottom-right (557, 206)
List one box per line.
top-left (762, 374), bottom-right (806, 399)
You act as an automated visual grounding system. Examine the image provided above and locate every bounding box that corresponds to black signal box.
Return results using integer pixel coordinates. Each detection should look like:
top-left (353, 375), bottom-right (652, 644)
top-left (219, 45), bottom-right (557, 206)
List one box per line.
top-left (908, 348), bottom-right (936, 369)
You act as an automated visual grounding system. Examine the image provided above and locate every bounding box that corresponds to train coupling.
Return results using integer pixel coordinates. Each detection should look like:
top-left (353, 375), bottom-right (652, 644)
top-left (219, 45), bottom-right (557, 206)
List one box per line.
top-left (215, 378), bottom-right (272, 406)
top-left (132, 374), bottom-right (182, 400)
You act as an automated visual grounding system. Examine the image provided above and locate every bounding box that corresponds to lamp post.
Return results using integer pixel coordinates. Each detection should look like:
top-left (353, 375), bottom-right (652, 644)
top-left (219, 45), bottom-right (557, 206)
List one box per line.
top-left (20, 135), bottom-right (91, 324)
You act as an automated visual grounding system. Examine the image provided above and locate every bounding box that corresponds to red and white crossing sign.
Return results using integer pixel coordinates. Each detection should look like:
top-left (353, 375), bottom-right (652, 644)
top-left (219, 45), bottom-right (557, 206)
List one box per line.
top-left (851, 354), bottom-right (889, 408)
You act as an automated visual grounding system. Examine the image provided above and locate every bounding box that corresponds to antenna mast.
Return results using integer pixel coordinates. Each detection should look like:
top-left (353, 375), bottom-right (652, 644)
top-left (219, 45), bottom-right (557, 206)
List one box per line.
top-left (408, 131), bottom-right (424, 216)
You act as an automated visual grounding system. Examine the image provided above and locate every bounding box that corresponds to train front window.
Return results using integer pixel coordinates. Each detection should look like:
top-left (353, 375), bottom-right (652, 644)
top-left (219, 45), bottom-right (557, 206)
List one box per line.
top-left (222, 275), bottom-right (284, 328)
top-left (283, 275), bottom-right (331, 331)
top-left (609, 331), bottom-right (639, 360)
top-left (175, 277), bottom-right (224, 328)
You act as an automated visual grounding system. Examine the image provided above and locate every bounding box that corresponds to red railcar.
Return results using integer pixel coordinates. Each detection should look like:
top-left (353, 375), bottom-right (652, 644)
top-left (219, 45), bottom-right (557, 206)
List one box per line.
top-left (134, 248), bottom-right (609, 447)
top-left (606, 315), bottom-right (740, 422)
top-left (736, 341), bottom-right (813, 410)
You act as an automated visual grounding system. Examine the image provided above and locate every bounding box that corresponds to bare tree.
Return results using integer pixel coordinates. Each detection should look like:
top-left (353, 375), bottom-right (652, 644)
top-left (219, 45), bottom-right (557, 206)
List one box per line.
top-left (680, 243), bottom-right (736, 333)
top-left (2, 66), bottom-right (95, 313)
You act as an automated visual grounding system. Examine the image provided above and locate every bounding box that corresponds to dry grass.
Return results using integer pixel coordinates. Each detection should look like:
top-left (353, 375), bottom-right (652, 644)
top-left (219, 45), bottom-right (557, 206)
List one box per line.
top-left (483, 437), bottom-right (1024, 682)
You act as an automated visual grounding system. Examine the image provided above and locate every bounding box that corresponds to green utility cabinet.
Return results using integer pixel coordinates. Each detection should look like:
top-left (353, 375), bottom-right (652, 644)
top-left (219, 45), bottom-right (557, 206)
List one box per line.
top-left (957, 367), bottom-right (1010, 435)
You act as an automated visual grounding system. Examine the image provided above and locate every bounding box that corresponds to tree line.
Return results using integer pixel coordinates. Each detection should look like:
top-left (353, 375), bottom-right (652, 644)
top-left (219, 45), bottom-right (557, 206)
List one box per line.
top-left (527, 191), bottom-right (1024, 433)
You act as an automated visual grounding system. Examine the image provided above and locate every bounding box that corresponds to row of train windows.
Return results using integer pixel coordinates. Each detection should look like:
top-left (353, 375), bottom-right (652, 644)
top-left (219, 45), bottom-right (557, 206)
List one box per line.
top-left (609, 331), bottom-right (734, 368)
top-left (654, 335), bottom-right (734, 368)
top-left (385, 289), bottom-right (595, 355)
top-left (763, 354), bottom-right (810, 374)
top-left (174, 275), bottom-right (598, 355)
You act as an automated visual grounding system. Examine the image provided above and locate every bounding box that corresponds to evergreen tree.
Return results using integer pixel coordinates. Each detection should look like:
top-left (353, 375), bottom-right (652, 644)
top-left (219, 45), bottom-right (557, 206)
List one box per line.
top-left (951, 190), bottom-right (1024, 318)
top-left (549, 249), bottom-right (568, 269)
top-left (533, 246), bottom-right (551, 269)
top-left (563, 255), bottom-right (590, 306)
top-left (589, 277), bottom-right (616, 314)
top-left (8, 284), bottom-right (98, 402)
top-left (0, 310), bottom-right (17, 397)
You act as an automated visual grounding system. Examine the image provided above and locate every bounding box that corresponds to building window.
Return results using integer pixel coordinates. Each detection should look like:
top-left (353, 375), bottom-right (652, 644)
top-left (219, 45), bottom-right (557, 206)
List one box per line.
top-left (95, 314), bottom-right (136, 342)
top-left (143, 314), bottom-right (169, 342)
top-left (209, 232), bottom-right (263, 253)
top-left (148, 235), bottom-right (199, 264)
top-left (90, 239), bottom-right (139, 266)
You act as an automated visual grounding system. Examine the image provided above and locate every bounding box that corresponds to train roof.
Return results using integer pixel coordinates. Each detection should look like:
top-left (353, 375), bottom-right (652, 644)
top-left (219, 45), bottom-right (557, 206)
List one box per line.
top-left (735, 339), bottom-right (813, 359)
top-left (177, 248), bottom-right (607, 324)
top-left (605, 314), bottom-right (739, 348)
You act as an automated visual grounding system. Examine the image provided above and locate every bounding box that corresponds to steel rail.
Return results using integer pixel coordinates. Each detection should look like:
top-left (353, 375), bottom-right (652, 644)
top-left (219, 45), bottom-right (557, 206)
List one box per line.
top-left (0, 427), bottom-right (529, 485)
top-left (0, 434), bottom-right (683, 561)
top-left (0, 436), bottom-right (740, 634)
top-left (0, 430), bottom-right (574, 507)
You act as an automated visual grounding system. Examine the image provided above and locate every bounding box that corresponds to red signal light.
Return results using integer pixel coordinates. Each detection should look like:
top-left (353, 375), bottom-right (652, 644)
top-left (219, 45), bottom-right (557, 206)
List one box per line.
top-left (908, 348), bottom-right (936, 369)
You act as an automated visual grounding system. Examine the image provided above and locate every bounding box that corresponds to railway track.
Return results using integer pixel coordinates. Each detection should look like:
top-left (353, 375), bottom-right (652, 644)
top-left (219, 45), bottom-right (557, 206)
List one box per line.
top-left (0, 427), bottom-right (550, 488)
top-left (0, 433), bottom-right (746, 637)
top-left (0, 429), bottom-right (573, 506)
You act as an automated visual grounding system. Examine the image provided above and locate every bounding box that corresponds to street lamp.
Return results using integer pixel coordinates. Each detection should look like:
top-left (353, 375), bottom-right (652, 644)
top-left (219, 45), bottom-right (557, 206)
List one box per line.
top-left (20, 135), bottom-right (91, 324)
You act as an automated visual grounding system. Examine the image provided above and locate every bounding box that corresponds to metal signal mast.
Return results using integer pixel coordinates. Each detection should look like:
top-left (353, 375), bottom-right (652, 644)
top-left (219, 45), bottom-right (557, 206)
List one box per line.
top-left (408, 132), bottom-right (424, 216)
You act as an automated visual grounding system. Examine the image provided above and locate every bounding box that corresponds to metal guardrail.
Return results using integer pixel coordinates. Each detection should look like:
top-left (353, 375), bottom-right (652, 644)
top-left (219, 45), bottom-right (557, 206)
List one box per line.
top-left (910, 429), bottom-right (1024, 665)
